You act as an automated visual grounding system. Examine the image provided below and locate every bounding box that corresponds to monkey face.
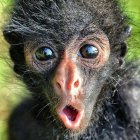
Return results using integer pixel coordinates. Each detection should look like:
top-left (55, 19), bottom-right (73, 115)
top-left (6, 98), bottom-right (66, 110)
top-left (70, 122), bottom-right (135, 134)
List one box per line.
top-left (2, 0), bottom-right (130, 138)
top-left (23, 28), bottom-right (110, 132)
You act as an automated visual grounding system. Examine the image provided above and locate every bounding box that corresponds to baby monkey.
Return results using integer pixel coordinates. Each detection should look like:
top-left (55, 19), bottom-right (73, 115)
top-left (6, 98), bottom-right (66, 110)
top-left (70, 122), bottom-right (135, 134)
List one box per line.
top-left (3, 0), bottom-right (140, 139)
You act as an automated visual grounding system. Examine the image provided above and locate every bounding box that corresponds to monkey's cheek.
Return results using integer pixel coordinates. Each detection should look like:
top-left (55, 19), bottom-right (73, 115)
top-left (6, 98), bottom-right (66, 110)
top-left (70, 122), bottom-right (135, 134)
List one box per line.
top-left (57, 106), bottom-right (84, 130)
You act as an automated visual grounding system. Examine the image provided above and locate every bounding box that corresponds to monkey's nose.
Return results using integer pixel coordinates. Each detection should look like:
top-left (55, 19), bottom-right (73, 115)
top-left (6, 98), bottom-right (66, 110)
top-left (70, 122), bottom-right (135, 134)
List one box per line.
top-left (55, 80), bottom-right (65, 91)
top-left (53, 59), bottom-right (82, 96)
top-left (55, 78), bottom-right (80, 93)
top-left (53, 70), bottom-right (82, 97)
top-left (66, 79), bottom-right (80, 91)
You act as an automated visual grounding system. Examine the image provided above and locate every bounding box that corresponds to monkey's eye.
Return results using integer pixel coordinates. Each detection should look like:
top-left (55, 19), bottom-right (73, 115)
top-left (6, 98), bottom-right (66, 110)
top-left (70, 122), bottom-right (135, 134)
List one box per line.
top-left (35, 47), bottom-right (55, 61)
top-left (78, 44), bottom-right (99, 59)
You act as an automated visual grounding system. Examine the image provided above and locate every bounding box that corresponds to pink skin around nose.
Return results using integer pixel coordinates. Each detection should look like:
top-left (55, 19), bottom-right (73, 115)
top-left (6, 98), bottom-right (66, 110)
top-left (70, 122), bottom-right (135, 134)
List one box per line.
top-left (53, 57), bottom-right (84, 130)
top-left (54, 58), bottom-right (82, 97)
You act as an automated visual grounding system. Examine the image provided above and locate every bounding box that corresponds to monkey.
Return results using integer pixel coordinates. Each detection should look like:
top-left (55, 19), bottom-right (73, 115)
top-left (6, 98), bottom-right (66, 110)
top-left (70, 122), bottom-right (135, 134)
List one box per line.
top-left (3, 0), bottom-right (140, 139)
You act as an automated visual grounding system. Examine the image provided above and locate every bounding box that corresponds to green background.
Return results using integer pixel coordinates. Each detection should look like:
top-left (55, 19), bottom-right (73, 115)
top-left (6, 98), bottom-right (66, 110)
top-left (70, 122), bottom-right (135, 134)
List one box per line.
top-left (0, 0), bottom-right (140, 140)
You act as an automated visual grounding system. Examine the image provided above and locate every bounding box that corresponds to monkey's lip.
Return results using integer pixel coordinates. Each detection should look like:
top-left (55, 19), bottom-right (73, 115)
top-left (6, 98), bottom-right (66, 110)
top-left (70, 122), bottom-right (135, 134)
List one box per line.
top-left (57, 104), bottom-right (84, 130)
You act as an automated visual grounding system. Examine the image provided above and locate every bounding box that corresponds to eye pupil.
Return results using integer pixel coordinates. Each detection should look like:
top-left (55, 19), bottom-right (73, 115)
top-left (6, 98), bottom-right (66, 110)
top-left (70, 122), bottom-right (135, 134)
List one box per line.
top-left (79, 44), bottom-right (99, 59)
top-left (35, 47), bottom-right (55, 61)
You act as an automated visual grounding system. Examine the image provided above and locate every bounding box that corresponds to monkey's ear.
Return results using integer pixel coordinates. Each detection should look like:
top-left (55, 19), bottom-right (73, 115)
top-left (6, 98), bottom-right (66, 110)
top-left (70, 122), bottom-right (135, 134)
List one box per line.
top-left (116, 26), bottom-right (131, 57)
top-left (119, 42), bottom-right (128, 58)
top-left (112, 42), bottom-right (127, 67)
top-left (3, 30), bottom-right (24, 45)
top-left (3, 30), bottom-right (26, 75)
top-left (113, 42), bottom-right (128, 57)
top-left (114, 42), bottom-right (128, 67)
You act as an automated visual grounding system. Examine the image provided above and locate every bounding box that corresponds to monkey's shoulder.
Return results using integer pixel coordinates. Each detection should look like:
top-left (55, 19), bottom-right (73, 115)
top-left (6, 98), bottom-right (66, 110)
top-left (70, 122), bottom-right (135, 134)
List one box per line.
top-left (8, 99), bottom-right (58, 140)
top-left (8, 99), bottom-right (38, 139)
top-left (118, 63), bottom-right (140, 120)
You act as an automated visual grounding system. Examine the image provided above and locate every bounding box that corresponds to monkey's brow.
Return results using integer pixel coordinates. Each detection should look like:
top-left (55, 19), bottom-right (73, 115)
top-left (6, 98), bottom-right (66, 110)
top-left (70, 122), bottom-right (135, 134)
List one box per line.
top-left (80, 27), bottom-right (104, 38)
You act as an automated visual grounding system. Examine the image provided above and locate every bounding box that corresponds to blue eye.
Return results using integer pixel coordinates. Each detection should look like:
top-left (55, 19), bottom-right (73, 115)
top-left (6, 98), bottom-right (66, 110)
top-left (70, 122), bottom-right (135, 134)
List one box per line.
top-left (35, 47), bottom-right (55, 61)
top-left (78, 44), bottom-right (99, 59)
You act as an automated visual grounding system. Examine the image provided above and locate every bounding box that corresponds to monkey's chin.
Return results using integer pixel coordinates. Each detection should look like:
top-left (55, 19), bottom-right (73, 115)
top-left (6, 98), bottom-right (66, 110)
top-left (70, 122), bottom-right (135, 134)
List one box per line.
top-left (57, 104), bottom-right (84, 131)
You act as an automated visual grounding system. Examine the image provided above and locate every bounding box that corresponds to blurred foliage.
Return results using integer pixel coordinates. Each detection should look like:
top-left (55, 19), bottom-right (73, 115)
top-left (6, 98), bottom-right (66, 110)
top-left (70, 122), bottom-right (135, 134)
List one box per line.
top-left (123, 0), bottom-right (140, 60)
top-left (0, 1), bottom-right (26, 139)
top-left (0, 0), bottom-right (140, 140)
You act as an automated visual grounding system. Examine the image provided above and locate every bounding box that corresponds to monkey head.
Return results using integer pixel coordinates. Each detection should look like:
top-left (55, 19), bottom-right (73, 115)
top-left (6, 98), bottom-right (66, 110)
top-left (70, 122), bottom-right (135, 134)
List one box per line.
top-left (3, 0), bottom-right (130, 134)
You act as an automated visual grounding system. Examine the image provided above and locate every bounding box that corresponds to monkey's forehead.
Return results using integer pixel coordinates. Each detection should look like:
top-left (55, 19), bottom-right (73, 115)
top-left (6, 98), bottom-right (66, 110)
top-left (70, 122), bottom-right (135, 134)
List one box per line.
top-left (5, 0), bottom-right (125, 43)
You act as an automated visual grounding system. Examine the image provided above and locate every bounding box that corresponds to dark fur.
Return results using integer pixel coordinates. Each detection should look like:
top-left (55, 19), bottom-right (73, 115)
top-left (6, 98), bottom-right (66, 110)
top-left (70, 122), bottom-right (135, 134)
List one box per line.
top-left (3, 0), bottom-right (140, 139)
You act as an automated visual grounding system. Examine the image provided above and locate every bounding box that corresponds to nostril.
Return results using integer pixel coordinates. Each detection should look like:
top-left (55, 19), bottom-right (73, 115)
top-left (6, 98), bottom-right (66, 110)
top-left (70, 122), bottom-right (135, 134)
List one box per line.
top-left (56, 82), bottom-right (61, 89)
top-left (74, 80), bottom-right (79, 88)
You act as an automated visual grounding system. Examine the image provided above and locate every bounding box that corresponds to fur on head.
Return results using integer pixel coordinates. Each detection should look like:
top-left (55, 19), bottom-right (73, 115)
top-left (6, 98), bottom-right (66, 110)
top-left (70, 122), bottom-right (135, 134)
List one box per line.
top-left (3, 0), bottom-right (132, 136)
top-left (3, 0), bottom-right (130, 75)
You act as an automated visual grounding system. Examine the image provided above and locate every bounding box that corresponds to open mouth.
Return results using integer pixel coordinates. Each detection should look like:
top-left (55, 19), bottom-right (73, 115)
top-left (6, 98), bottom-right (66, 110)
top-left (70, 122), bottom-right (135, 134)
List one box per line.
top-left (63, 105), bottom-right (78, 121)
top-left (57, 104), bottom-right (84, 130)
